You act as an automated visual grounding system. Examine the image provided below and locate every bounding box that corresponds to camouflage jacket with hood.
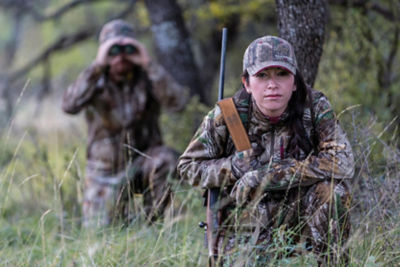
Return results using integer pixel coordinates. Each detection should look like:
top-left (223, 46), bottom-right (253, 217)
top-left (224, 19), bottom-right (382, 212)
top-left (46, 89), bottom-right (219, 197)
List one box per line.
top-left (177, 88), bottom-right (354, 192)
top-left (63, 61), bottom-right (186, 175)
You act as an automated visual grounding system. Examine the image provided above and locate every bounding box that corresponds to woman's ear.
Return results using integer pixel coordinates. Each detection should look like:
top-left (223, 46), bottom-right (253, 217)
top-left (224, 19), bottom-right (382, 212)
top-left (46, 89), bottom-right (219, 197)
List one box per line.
top-left (242, 76), bottom-right (251, 94)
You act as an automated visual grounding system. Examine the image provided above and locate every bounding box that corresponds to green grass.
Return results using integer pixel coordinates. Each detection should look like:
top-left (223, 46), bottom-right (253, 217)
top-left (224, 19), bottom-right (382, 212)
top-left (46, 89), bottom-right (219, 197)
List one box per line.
top-left (0, 127), bottom-right (209, 265)
top-left (0, 100), bottom-right (399, 266)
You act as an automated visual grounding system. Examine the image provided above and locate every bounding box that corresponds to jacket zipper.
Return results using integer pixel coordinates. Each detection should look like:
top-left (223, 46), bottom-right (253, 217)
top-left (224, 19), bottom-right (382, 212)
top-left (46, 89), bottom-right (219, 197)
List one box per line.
top-left (270, 126), bottom-right (275, 160)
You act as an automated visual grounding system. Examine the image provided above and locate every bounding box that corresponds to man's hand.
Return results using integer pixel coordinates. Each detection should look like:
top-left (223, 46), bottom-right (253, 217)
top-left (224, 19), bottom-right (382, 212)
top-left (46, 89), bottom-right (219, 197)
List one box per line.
top-left (95, 37), bottom-right (151, 69)
top-left (127, 40), bottom-right (150, 69)
top-left (95, 38), bottom-right (115, 67)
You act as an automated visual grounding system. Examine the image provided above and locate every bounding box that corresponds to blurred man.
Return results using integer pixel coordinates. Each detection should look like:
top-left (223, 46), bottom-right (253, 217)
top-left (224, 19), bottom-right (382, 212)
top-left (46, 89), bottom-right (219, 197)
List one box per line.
top-left (63, 19), bottom-right (186, 227)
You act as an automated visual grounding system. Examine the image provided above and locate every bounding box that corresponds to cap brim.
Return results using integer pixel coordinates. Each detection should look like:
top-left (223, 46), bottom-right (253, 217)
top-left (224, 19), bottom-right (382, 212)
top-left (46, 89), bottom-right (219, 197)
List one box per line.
top-left (248, 61), bottom-right (296, 76)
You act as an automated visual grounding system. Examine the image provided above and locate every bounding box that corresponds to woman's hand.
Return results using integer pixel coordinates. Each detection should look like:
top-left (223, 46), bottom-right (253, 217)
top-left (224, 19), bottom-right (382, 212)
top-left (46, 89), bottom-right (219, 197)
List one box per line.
top-left (231, 148), bottom-right (259, 179)
top-left (230, 169), bottom-right (261, 205)
top-left (230, 159), bottom-right (297, 204)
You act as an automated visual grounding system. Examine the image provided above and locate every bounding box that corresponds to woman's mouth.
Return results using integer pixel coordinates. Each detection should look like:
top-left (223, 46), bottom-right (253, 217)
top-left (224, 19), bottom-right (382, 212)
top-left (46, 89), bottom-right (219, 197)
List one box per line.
top-left (265, 94), bottom-right (281, 99)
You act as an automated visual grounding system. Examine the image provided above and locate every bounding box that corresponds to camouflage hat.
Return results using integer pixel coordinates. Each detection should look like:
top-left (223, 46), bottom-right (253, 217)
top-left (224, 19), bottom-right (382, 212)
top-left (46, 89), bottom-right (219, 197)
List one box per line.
top-left (243, 36), bottom-right (297, 75)
top-left (99, 19), bottom-right (135, 44)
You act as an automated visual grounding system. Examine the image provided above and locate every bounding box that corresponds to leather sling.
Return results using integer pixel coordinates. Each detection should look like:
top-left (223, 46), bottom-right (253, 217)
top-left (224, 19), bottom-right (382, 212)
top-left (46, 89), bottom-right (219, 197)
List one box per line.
top-left (217, 98), bottom-right (251, 152)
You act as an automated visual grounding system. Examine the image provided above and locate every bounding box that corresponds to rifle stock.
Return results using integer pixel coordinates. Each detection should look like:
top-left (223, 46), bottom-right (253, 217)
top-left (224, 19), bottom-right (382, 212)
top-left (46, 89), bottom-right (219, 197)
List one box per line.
top-left (206, 188), bottom-right (219, 265)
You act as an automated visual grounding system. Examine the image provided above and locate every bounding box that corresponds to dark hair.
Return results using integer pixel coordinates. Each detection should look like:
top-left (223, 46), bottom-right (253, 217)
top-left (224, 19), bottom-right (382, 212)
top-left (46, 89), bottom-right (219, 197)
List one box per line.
top-left (242, 69), bottom-right (313, 159)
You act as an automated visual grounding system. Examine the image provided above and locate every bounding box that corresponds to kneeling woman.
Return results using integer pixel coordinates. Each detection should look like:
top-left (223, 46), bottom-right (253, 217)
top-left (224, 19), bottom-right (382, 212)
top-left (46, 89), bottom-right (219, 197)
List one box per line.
top-left (177, 36), bottom-right (354, 265)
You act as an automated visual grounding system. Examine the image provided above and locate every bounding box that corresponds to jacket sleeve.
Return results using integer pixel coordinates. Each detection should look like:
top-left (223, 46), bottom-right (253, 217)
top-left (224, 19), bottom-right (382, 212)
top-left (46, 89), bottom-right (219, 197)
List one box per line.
top-left (245, 93), bottom-right (355, 191)
top-left (177, 105), bottom-right (237, 188)
top-left (146, 61), bottom-right (188, 112)
top-left (62, 63), bottom-right (104, 114)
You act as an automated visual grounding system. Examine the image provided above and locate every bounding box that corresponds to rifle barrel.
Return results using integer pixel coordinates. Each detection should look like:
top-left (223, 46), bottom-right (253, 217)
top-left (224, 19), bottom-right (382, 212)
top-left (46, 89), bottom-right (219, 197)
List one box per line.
top-left (208, 27), bottom-right (228, 265)
top-left (218, 28), bottom-right (228, 102)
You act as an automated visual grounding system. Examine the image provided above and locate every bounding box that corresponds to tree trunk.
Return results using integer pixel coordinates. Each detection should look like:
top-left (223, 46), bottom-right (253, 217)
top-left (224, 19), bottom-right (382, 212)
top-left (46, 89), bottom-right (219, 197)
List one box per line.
top-left (0, 10), bottom-right (23, 120)
top-left (144, 0), bottom-right (206, 104)
top-left (275, 0), bottom-right (328, 87)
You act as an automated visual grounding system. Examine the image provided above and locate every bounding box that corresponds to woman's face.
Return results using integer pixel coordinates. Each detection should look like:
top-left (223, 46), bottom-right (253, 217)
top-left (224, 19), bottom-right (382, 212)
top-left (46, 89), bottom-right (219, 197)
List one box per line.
top-left (242, 67), bottom-right (296, 117)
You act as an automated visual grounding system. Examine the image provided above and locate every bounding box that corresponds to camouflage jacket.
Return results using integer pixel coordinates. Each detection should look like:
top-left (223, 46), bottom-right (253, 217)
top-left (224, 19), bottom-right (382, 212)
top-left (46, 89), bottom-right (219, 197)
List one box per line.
top-left (63, 61), bottom-right (186, 175)
top-left (177, 88), bottom-right (354, 191)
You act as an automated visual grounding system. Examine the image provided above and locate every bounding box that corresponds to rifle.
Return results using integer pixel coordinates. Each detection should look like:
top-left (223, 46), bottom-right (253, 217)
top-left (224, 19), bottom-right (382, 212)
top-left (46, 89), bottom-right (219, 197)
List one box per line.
top-left (203, 27), bottom-right (228, 267)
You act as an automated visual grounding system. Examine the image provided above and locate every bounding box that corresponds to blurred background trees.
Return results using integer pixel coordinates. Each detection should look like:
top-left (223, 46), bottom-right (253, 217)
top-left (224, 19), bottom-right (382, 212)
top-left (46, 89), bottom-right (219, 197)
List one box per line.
top-left (0, 1), bottom-right (398, 265)
top-left (0, 0), bottom-right (397, 202)
top-left (0, 0), bottom-right (398, 166)
top-left (0, 0), bottom-right (398, 135)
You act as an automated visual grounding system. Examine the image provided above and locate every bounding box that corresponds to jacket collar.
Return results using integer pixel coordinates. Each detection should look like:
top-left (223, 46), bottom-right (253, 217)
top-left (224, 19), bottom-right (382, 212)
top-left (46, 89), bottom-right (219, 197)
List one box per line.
top-left (251, 97), bottom-right (289, 126)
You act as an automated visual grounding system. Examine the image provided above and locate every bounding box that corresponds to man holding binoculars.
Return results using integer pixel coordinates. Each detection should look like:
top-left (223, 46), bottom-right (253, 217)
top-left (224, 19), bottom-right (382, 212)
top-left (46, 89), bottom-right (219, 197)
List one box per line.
top-left (62, 19), bottom-right (186, 227)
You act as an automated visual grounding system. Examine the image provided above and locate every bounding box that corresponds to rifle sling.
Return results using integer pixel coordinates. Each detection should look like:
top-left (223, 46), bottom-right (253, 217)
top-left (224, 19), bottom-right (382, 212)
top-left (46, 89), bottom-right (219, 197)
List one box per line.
top-left (218, 98), bottom-right (251, 152)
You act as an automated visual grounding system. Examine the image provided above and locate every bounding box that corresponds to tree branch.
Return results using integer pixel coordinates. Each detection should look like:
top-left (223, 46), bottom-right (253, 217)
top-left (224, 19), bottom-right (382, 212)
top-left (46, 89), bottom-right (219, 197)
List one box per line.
top-left (0, 0), bottom-right (130, 22)
top-left (387, 24), bottom-right (399, 79)
top-left (29, 0), bottom-right (108, 21)
top-left (1, 0), bottom-right (137, 84)
top-left (0, 0), bottom-right (108, 21)
top-left (110, 0), bottom-right (137, 20)
top-left (4, 27), bottom-right (97, 83)
top-left (328, 0), bottom-right (399, 21)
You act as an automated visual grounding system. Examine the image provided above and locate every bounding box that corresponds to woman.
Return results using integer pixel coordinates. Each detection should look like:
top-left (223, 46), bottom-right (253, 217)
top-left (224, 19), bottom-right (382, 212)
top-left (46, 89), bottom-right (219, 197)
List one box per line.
top-left (177, 36), bottom-right (354, 265)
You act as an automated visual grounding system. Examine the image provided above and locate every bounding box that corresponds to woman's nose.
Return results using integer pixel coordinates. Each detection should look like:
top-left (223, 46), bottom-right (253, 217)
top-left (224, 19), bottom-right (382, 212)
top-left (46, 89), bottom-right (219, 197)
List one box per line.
top-left (266, 77), bottom-right (277, 89)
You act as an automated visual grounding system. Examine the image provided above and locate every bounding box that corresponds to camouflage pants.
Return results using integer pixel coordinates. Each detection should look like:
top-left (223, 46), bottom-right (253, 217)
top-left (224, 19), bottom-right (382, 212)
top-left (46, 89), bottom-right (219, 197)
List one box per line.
top-left (218, 180), bottom-right (351, 265)
top-left (82, 146), bottom-right (177, 227)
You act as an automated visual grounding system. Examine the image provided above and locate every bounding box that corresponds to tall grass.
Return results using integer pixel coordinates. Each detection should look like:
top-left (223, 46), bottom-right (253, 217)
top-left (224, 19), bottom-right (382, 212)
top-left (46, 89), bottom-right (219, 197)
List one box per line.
top-left (0, 97), bottom-right (398, 266)
top-left (0, 125), bottom-right (208, 265)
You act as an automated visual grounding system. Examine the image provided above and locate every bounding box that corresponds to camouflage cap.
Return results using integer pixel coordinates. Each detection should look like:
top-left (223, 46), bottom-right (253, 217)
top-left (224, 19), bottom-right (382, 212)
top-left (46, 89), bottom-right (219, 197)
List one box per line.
top-left (243, 36), bottom-right (297, 75)
top-left (99, 19), bottom-right (135, 44)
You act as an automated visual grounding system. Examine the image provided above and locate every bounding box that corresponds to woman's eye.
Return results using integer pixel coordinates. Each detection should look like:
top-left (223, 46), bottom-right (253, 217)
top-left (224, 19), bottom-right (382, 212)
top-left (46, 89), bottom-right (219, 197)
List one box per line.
top-left (277, 70), bottom-right (289, 76)
top-left (256, 72), bottom-right (268, 78)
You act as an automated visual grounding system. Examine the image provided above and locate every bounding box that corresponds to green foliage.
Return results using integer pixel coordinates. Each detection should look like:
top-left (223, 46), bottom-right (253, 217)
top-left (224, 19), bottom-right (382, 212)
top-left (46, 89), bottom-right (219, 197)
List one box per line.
top-left (161, 96), bottom-right (209, 153)
top-left (0, 126), bottom-right (209, 265)
top-left (316, 5), bottom-right (399, 135)
top-left (196, 0), bottom-right (275, 22)
top-left (0, 11), bottom-right (12, 52)
top-left (0, 105), bottom-right (399, 265)
top-left (0, 1), bottom-right (399, 266)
